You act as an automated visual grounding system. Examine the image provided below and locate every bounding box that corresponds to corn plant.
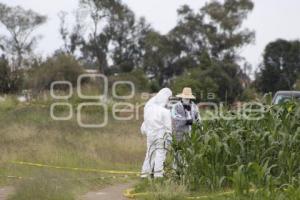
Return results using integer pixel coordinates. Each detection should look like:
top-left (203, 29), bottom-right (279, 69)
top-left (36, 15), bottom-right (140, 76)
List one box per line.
top-left (167, 101), bottom-right (300, 195)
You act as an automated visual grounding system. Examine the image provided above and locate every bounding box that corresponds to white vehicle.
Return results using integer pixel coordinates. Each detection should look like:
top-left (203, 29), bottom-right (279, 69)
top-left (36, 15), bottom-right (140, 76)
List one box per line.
top-left (272, 91), bottom-right (300, 104)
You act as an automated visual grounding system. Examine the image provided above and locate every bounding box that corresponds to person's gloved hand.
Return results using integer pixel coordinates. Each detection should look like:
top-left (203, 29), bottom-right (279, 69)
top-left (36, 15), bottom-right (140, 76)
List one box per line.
top-left (186, 119), bottom-right (193, 125)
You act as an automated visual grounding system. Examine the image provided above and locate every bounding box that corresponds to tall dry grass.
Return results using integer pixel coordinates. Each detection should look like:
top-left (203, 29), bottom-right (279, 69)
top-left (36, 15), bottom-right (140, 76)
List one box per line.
top-left (0, 95), bottom-right (146, 199)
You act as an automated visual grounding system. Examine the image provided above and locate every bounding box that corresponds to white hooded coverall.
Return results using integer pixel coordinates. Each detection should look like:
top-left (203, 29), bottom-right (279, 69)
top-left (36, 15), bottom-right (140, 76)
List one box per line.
top-left (140, 88), bottom-right (172, 178)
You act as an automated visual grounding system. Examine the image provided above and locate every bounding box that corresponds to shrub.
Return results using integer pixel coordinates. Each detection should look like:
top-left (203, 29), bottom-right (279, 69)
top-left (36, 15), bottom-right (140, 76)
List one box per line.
top-left (109, 69), bottom-right (150, 94)
top-left (28, 53), bottom-right (84, 93)
top-left (239, 87), bottom-right (258, 101)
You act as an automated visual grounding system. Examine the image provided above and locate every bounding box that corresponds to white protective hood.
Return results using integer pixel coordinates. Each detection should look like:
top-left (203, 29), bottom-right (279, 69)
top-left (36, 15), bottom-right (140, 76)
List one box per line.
top-left (141, 88), bottom-right (172, 136)
top-left (145, 88), bottom-right (172, 108)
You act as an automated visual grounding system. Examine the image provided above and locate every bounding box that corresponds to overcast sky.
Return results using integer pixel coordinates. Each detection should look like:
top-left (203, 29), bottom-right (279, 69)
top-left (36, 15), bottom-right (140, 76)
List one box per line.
top-left (1, 0), bottom-right (300, 73)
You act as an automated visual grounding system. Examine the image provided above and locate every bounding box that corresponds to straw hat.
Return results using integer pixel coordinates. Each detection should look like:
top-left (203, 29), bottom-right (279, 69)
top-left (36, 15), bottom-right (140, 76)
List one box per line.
top-left (176, 87), bottom-right (196, 99)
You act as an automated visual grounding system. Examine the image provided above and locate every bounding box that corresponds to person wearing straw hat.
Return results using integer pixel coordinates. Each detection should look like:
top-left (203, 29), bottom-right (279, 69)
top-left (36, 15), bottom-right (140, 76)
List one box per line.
top-left (171, 87), bottom-right (200, 141)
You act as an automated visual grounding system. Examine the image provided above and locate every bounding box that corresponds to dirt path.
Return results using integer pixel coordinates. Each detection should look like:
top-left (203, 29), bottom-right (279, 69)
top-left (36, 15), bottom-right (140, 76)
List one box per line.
top-left (0, 187), bottom-right (13, 200)
top-left (0, 182), bottom-right (135, 200)
top-left (81, 182), bottom-right (135, 200)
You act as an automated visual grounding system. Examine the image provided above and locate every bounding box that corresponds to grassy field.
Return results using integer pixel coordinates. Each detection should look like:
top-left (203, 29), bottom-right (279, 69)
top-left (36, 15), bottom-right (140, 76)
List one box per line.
top-left (0, 95), bottom-right (146, 199)
top-left (2, 93), bottom-right (300, 200)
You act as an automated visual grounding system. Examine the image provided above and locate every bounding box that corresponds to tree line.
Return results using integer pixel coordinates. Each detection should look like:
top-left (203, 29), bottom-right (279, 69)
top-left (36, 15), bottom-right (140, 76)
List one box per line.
top-left (0, 0), bottom-right (299, 102)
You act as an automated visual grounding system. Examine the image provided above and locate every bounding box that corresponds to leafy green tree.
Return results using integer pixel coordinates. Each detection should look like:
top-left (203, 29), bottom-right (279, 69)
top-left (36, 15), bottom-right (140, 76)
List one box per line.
top-left (106, 5), bottom-right (136, 73)
top-left (56, 0), bottom-right (254, 101)
top-left (170, 0), bottom-right (255, 102)
top-left (78, 0), bottom-right (118, 73)
top-left (60, 0), bottom-right (149, 75)
top-left (106, 7), bottom-right (151, 73)
top-left (142, 31), bottom-right (179, 86)
top-left (0, 3), bottom-right (46, 69)
top-left (201, 0), bottom-right (255, 58)
top-left (58, 11), bottom-right (84, 55)
top-left (256, 39), bottom-right (300, 93)
top-left (168, 5), bottom-right (208, 69)
top-left (171, 58), bottom-right (243, 103)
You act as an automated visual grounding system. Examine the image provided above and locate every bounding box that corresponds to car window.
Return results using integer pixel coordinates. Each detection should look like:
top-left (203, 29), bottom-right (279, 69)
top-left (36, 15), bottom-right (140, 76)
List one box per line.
top-left (275, 94), bottom-right (300, 104)
top-left (275, 95), bottom-right (291, 104)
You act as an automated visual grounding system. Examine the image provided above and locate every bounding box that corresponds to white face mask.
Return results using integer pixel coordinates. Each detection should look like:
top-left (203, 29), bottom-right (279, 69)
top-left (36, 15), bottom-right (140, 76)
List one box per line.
top-left (182, 98), bottom-right (190, 104)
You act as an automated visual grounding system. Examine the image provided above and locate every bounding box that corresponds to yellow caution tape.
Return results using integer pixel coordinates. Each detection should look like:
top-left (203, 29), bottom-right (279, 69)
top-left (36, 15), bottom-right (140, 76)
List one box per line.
top-left (123, 188), bottom-right (260, 199)
top-left (9, 161), bottom-right (140, 176)
top-left (1, 175), bottom-right (23, 179)
top-left (123, 188), bottom-right (148, 198)
top-left (7, 161), bottom-right (260, 199)
top-left (123, 188), bottom-right (236, 199)
top-left (186, 190), bottom-right (234, 199)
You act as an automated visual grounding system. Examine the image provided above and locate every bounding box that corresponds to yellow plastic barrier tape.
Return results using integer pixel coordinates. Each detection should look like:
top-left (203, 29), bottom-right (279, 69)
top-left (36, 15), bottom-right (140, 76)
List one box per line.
top-left (187, 189), bottom-right (258, 199)
top-left (123, 188), bottom-right (260, 200)
top-left (123, 188), bottom-right (237, 199)
top-left (9, 161), bottom-right (140, 176)
top-left (123, 188), bottom-right (148, 198)
top-left (0, 175), bottom-right (23, 179)
top-left (186, 190), bottom-right (234, 199)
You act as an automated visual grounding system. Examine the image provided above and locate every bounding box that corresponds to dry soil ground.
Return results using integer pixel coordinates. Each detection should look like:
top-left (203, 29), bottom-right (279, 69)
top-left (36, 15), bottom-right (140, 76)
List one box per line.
top-left (0, 187), bottom-right (13, 200)
top-left (0, 182), bottom-right (134, 200)
top-left (81, 182), bottom-right (134, 200)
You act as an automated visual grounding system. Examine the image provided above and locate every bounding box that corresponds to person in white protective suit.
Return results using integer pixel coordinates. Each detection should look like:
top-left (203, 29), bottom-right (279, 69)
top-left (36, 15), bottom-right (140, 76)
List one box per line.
top-left (140, 88), bottom-right (172, 178)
